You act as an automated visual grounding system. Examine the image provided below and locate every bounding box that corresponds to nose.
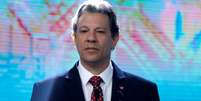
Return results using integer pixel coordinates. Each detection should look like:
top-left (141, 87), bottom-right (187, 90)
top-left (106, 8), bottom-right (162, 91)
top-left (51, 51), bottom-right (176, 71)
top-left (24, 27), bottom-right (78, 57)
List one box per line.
top-left (86, 31), bottom-right (97, 43)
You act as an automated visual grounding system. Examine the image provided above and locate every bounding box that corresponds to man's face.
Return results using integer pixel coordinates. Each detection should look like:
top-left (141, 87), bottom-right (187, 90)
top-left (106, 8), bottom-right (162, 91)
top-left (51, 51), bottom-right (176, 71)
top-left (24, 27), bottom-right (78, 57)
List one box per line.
top-left (74, 12), bottom-right (119, 64)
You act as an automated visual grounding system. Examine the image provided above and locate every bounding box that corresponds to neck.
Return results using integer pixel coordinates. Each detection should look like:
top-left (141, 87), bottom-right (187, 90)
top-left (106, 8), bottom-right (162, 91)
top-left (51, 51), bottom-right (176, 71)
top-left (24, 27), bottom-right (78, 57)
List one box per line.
top-left (80, 59), bottom-right (110, 75)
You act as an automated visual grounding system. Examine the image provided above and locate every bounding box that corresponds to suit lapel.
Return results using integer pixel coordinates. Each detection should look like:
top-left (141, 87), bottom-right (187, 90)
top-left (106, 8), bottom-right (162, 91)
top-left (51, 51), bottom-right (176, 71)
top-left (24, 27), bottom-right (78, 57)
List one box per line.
top-left (111, 61), bottom-right (127, 101)
top-left (64, 62), bottom-right (85, 101)
top-left (65, 61), bottom-right (127, 101)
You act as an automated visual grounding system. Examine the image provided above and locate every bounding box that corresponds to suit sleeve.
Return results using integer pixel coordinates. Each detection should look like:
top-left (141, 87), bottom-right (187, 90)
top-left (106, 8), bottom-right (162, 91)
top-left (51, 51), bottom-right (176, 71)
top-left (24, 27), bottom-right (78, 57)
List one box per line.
top-left (30, 83), bottom-right (39, 101)
top-left (149, 83), bottom-right (160, 101)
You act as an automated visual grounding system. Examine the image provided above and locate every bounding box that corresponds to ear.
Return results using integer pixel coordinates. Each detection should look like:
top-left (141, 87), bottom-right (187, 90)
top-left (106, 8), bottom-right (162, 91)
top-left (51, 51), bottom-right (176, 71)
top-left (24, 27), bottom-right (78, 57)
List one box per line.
top-left (71, 33), bottom-right (76, 44)
top-left (112, 35), bottom-right (119, 50)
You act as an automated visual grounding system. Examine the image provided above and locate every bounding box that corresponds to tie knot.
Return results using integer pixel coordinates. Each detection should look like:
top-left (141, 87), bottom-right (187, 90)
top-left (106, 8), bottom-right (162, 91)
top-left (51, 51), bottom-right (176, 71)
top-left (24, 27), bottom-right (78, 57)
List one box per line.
top-left (89, 76), bottom-right (103, 87)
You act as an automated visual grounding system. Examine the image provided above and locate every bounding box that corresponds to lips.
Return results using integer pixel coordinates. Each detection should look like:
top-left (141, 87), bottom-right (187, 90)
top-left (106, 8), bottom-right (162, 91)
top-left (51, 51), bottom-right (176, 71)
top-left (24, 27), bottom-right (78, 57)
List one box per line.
top-left (85, 47), bottom-right (99, 52)
top-left (85, 47), bottom-right (98, 50)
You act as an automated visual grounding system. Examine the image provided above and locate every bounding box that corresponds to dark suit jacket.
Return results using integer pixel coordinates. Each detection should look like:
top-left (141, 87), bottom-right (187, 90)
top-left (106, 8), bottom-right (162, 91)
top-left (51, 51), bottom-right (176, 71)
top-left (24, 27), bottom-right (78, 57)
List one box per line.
top-left (31, 61), bottom-right (160, 101)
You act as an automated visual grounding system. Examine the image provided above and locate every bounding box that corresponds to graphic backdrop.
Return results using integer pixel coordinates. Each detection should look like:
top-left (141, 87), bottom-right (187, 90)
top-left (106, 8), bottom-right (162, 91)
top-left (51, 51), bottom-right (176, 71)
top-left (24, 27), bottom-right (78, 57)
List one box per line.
top-left (0, 0), bottom-right (201, 101)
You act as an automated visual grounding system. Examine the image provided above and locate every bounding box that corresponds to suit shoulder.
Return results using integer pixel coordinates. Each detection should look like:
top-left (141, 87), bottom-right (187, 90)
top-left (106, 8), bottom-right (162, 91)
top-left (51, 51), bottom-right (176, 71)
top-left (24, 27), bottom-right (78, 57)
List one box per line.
top-left (35, 73), bottom-right (67, 87)
top-left (122, 71), bottom-right (157, 87)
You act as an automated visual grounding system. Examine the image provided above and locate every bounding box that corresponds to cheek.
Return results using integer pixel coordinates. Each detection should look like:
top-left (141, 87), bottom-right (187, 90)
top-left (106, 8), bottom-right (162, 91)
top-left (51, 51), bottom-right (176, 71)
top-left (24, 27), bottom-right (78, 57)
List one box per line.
top-left (102, 39), bottom-right (113, 50)
top-left (76, 42), bottom-right (83, 50)
top-left (74, 40), bottom-right (82, 51)
top-left (75, 37), bottom-right (83, 45)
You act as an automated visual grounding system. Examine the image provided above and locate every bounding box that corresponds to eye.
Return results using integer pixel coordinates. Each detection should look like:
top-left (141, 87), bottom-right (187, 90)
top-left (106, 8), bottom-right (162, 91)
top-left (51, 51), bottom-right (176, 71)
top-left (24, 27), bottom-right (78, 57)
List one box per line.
top-left (78, 27), bottom-right (89, 33)
top-left (97, 30), bottom-right (105, 33)
top-left (96, 29), bottom-right (106, 34)
top-left (80, 29), bottom-right (88, 33)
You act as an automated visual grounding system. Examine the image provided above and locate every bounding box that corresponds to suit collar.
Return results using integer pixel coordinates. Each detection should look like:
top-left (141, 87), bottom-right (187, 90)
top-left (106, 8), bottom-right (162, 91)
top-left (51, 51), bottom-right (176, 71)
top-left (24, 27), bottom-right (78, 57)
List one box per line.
top-left (65, 61), bottom-right (125, 79)
top-left (64, 61), bottom-right (85, 101)
top-left (111, 61), bottom-right (126, 79)
top-left (64, 61), bottom-right (79, 79)
top-left (111, 61), bottom-right (127, 101)
top-left (64, 61), bottom-right (127, 101)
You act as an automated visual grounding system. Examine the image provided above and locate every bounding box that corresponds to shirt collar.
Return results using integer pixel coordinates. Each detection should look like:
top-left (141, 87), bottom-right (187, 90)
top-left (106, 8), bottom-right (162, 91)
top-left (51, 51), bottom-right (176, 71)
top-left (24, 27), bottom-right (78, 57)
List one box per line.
top-left (77, 61), bottom-right (113, 86)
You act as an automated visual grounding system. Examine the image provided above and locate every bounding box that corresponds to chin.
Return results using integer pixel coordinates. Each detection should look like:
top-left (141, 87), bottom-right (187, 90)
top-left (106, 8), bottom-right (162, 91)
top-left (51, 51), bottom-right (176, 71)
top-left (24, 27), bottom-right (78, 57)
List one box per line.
top-left (84, 58), bottom-right (100, 63)
top-left (81, 56), bottom-right (100, 63)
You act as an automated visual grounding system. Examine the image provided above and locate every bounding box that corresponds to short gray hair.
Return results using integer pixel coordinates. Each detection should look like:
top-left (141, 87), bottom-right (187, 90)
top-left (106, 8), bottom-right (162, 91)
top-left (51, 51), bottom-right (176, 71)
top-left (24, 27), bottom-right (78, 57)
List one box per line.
top-left (72, 0), bottom-right (119, 39)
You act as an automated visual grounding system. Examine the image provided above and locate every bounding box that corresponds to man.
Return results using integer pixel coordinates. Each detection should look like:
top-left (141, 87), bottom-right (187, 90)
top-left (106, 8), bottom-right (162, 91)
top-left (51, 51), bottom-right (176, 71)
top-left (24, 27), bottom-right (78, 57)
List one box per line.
top-left (31, 0), bottom-right (160, 101)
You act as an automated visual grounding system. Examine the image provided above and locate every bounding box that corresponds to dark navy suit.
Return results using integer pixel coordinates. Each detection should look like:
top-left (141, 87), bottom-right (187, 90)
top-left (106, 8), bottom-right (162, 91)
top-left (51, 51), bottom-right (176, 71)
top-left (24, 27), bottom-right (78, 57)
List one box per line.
top-left (31, 61), bottom-right (160, 101)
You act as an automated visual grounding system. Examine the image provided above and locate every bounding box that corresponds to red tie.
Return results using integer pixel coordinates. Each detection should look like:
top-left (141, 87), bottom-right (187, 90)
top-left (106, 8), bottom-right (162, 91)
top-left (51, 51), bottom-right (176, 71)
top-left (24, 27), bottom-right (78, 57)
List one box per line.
top-left (89, 76), bottom-right (103, 101)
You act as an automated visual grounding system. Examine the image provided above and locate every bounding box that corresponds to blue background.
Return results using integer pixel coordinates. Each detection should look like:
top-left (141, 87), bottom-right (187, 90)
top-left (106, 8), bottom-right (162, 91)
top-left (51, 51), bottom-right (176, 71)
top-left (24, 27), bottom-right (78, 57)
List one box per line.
top-left (0, 0), bottom-right (201, 101)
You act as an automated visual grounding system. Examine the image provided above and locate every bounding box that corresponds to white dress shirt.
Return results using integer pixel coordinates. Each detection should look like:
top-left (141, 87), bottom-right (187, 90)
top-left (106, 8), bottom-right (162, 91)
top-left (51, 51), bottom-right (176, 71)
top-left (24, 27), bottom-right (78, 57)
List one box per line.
top-left (77, 61), bottom-right (113, 101)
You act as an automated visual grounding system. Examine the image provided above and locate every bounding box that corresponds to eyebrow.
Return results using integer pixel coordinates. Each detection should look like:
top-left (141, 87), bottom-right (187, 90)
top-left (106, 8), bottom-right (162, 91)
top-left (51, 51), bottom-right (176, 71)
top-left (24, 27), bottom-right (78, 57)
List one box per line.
top-left (95, 27), bottom-right (107, 30)
top-left (78, 25), bottom-right (108, 30)
top-left (78, 25), bottom-right (88, 29)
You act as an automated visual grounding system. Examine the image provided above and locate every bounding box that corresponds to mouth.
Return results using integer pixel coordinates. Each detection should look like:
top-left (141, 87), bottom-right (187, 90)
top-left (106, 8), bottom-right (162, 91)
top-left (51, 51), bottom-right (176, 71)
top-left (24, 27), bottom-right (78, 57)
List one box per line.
top-left (85, 47), bottom-right (99, 52)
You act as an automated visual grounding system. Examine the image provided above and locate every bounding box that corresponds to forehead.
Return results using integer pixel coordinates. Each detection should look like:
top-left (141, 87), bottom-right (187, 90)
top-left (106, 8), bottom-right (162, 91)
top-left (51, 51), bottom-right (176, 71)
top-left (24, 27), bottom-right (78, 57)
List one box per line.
top-left (77, 12), bottom-right (110, 28)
